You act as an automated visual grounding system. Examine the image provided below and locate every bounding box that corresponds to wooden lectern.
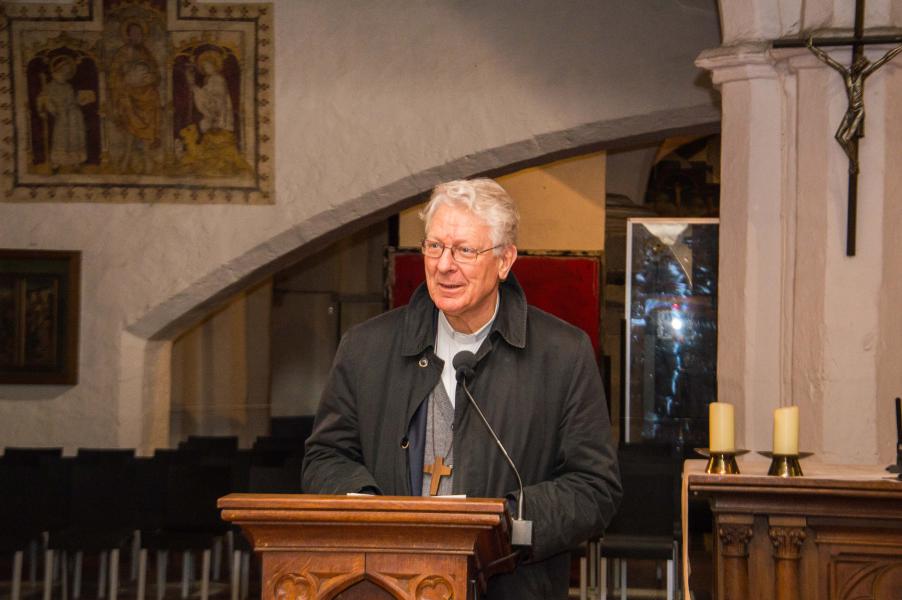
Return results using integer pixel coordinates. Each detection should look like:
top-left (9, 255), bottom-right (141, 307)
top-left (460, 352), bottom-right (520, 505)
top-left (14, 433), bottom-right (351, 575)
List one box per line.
top-left (218, 494), bottom-right (515, 600)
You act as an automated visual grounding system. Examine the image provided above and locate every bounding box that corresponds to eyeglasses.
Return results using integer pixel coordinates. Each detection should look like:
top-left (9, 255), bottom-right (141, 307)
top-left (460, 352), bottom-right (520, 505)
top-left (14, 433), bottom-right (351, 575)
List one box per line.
top-left (421, 240), bottom-right (501, 263)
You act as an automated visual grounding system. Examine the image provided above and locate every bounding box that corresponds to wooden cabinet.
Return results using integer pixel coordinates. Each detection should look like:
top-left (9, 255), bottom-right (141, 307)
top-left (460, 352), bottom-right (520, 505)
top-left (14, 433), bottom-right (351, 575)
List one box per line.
top-left (685, 461), bottom-right (902, 599)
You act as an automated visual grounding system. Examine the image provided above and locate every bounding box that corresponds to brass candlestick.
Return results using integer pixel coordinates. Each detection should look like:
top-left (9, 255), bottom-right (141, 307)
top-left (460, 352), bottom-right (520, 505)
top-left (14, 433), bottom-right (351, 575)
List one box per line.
top-left (768, 454), bottom-right (803, 477)
top-left (696, 449), bottom-right (748, 474)
top-left (705, 451), bottom-right (741, 474)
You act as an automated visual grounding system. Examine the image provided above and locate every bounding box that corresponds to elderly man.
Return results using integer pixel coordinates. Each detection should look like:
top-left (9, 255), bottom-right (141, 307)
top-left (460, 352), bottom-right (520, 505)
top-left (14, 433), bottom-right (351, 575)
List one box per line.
top-left (302, 178), bottom-right (621, 599)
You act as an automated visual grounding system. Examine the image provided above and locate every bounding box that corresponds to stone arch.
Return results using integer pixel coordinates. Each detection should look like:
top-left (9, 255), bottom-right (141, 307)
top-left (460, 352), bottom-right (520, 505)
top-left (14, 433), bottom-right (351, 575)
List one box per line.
top-left (122, 105), bottom-right (718, 450)
top-left (127, 105), bottom-right (719, 341)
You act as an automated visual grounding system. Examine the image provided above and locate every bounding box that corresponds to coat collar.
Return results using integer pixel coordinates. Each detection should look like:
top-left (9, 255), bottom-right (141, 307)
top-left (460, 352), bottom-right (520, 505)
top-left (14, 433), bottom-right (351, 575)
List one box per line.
top-left (400, 273), bottom-right (528, 357)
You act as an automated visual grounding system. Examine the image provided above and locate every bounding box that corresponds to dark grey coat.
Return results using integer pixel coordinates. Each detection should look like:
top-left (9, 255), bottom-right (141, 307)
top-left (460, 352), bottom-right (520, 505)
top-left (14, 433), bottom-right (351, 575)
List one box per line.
top-left (302, 275), bottom-right (622, 599)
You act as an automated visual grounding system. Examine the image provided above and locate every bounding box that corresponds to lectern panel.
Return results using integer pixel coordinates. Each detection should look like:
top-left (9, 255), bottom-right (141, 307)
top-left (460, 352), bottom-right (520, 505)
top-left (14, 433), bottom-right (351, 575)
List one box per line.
top-left (266, 552), bottom-right (365, 600)
top-left (335, 580), bottom-right (396, 599)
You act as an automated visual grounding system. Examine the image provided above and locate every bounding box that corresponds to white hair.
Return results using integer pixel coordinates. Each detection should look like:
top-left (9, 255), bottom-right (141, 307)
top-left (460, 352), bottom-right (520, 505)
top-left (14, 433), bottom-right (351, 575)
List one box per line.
top-left (419, 178), bottom-right (519, 252)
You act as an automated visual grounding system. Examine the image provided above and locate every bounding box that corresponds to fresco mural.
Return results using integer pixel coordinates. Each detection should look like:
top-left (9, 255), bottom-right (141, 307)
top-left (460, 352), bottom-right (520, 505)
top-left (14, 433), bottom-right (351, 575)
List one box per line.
top-left (0, 0), bottom-right (273, 203)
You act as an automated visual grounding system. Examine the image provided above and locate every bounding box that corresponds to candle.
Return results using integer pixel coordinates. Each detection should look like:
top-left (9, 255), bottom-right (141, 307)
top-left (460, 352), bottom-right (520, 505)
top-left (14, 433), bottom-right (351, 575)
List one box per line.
top-left (773, 406), bottom-right (799, 455)
top-left (709, 402), bottom-right (735, 452)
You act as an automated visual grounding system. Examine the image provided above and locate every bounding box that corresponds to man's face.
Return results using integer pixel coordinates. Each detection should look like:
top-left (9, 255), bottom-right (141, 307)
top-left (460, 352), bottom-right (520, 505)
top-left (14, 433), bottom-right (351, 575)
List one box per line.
top-left (424, 204), bottom-right (517, 333)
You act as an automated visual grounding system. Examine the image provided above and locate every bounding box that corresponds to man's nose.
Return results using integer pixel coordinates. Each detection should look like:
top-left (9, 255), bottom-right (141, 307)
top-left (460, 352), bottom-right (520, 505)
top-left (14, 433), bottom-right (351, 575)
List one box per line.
top-left (437, 247), bottom-right (457, 271)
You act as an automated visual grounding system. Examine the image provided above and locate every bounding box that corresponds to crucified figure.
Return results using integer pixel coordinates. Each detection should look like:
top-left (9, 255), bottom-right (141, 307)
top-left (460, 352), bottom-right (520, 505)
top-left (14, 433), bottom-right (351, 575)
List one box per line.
top-left (807, 36), bottom-right (902, 173)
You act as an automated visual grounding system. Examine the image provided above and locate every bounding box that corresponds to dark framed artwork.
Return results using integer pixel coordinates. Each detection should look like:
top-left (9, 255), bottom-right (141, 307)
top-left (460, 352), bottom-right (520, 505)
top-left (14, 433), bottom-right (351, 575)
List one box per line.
top-left (0, 250), bottom-right (81, 384)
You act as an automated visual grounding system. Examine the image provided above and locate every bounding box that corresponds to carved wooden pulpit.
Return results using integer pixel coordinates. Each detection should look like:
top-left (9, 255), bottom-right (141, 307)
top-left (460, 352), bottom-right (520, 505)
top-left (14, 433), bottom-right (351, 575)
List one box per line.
top-left (218, 494), bottom-right (514, 600)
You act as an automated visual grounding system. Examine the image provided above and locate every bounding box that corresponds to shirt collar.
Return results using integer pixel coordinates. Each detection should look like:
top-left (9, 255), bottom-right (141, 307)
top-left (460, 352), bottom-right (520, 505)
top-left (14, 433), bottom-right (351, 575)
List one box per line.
top-left (437, 294), bottom-right (498, 342)
top-left (400, 272), bottom-right (528, 357)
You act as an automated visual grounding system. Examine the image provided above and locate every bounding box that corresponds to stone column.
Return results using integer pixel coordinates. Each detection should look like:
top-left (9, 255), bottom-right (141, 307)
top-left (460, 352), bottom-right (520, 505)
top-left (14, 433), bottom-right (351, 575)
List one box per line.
top-left (695, 43), bottom-right (786, 454)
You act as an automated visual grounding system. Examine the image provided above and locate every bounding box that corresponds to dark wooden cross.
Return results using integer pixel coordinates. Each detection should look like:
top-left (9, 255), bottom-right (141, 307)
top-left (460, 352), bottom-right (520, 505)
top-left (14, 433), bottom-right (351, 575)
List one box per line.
top-left (773, 0), bottom-right (902, 256)
top-left (423, 455), bottom-right (452, 496)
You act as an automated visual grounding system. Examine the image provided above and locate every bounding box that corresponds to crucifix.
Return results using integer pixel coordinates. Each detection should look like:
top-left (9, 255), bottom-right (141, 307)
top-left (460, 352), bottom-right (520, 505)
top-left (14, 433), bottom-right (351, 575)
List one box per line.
top-left (423, 455), bottom-right (452, 496)
top-left (773, 0), bottom-right (902, 256)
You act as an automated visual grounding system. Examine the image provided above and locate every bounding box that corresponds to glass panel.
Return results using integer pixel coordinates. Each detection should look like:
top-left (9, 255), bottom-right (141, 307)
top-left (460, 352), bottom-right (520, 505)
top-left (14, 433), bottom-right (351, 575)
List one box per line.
top-left (625, 219), bottom-right (718, 447)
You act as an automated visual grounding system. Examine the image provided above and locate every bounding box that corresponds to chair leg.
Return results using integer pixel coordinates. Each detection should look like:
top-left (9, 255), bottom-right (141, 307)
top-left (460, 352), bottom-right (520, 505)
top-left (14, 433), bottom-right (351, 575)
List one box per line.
top-left (156, 551), bottom-right (168, 600)
top-left (619, 561), bottom-right (627, 600)
top-left (109, 549), bottom-right (119, 600)
top-left (130, 532), bottom-right (141, 583)
top-left (12, 550), bottom-right (24, 600)
top-left (200, 550), bottom-right (211, 600)
top-left (180, 553), bottom-right (190, 600)
top-left (600, 557), bottom-right (607, 600)
top-left (589, 541), bottom-right (597, 591)
top-left (136, 549), bottom-right (147, 600)
top-left (72, 552), bottom-right (82, 600)
top-left (30, 540), bottom-right (39, 585)
top-left (239, 554), bottom-right (249, 600)
top-left (225, 532), bottom-right (234, 573)
top-left (42, 549), bottom-right (54, 600)
top-left (666, 558), bottom-right (674, 600)
top-left (98, 552), bottom-right (107, 600)
top-left (230, 551), bottom-right (240, 600)
top-left (578, 556), bottom-right (587, 600)
top-left (212, 540), bottom-right (222, 582)
top-left (59, 552), bottom-right (67, 600)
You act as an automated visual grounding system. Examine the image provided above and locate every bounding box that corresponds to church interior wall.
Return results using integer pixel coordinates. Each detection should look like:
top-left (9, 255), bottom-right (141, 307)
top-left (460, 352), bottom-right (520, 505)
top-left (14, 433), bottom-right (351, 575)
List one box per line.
top-left (0, 0), bottom-right (721, 453)
top-left (398, 152), bottom-right (607, 253)
top-left (706, 0), bottom-right (902, 464)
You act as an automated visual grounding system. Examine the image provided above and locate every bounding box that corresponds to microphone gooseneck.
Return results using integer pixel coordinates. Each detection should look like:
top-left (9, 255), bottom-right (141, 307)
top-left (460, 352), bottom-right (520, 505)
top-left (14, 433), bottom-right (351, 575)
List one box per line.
top-left (452, 351), bottom-right (532, 546)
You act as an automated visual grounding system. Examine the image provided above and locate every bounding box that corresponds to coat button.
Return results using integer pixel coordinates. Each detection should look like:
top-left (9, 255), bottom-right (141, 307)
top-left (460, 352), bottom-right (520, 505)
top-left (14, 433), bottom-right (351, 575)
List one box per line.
top-left (400, 437), bottom-right (410, 449)
top-left (418, 357), bottom-right (428, 367)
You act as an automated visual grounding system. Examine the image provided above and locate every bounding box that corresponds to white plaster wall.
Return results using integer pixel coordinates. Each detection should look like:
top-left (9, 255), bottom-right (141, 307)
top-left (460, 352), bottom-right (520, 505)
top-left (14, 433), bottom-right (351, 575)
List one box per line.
top-left (605, 146), bottom-right (658, 206)
top-left (705, 0), bottom-right (902, 463)
top-left (0, 0), bottom-right (720, 453)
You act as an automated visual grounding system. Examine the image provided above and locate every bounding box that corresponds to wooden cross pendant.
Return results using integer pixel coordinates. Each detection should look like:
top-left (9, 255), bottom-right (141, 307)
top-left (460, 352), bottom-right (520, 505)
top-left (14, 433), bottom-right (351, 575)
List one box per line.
top-left (423, 455), bottom-right (452, 496)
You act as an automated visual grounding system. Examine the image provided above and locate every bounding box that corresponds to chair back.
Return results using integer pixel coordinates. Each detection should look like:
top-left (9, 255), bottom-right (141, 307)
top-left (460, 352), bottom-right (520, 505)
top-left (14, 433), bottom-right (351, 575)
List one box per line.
top-left (163, 463), bottom-right (233, 534)
top-left (269, 416), bottom-right (315, 440)
top-left (1, 447), bottom-right (63, 465)
top-left (607, 444), bottom-right (679, 538)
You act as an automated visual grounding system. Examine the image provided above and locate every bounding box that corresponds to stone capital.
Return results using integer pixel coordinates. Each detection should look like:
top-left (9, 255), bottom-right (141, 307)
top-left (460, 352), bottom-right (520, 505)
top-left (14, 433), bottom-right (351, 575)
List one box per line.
top-left (696, 43), bottom-right (778, 86)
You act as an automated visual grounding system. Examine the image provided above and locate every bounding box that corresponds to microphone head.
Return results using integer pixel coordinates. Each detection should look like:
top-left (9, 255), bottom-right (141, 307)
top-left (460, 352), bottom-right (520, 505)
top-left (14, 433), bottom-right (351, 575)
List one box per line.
top-left (452, 351), bottom-right (477, 383)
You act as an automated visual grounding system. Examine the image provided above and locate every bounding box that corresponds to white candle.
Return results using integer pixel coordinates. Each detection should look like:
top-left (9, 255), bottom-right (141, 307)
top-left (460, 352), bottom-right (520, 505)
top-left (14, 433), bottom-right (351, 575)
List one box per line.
top-left (709, 402), bottom-right (735, 452)
top-left (773, 406), bottom-right (799, 455)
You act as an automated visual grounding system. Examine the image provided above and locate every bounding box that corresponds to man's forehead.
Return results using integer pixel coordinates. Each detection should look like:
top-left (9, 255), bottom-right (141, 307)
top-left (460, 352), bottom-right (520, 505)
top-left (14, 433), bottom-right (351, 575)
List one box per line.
top-left (427, 205), bottom-right (490, 237)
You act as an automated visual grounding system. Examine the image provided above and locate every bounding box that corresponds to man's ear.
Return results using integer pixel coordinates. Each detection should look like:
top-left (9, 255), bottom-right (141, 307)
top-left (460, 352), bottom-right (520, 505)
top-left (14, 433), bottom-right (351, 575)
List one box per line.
top-left (499, 245), bottom-right (518, 280)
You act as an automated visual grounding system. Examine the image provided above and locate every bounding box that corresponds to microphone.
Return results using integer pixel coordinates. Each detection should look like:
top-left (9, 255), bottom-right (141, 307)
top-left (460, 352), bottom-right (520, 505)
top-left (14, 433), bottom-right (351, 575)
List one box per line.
top-left (453, 351), bottom-right (533, 547)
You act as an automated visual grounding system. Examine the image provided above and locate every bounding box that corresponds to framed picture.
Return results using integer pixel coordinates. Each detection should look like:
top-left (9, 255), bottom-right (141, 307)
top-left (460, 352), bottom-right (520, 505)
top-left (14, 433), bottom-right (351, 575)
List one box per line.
top-left (0, 250), bottom-right (80, 384)
top-left (623, 218), bottom-right (719, 446)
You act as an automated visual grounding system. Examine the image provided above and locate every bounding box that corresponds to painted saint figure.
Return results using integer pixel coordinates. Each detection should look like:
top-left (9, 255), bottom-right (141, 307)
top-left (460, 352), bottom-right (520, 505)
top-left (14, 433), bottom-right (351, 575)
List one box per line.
top-left (38, 55), bottom-right (93, 171)
top-left (186, 50), bottom-right (235, 134)
top-left (108, 21), bottom-right (162, 173)
top-left (807, 37), bottom-right (902, 172)
top-left (174, 48), bottom-right (251, 177)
